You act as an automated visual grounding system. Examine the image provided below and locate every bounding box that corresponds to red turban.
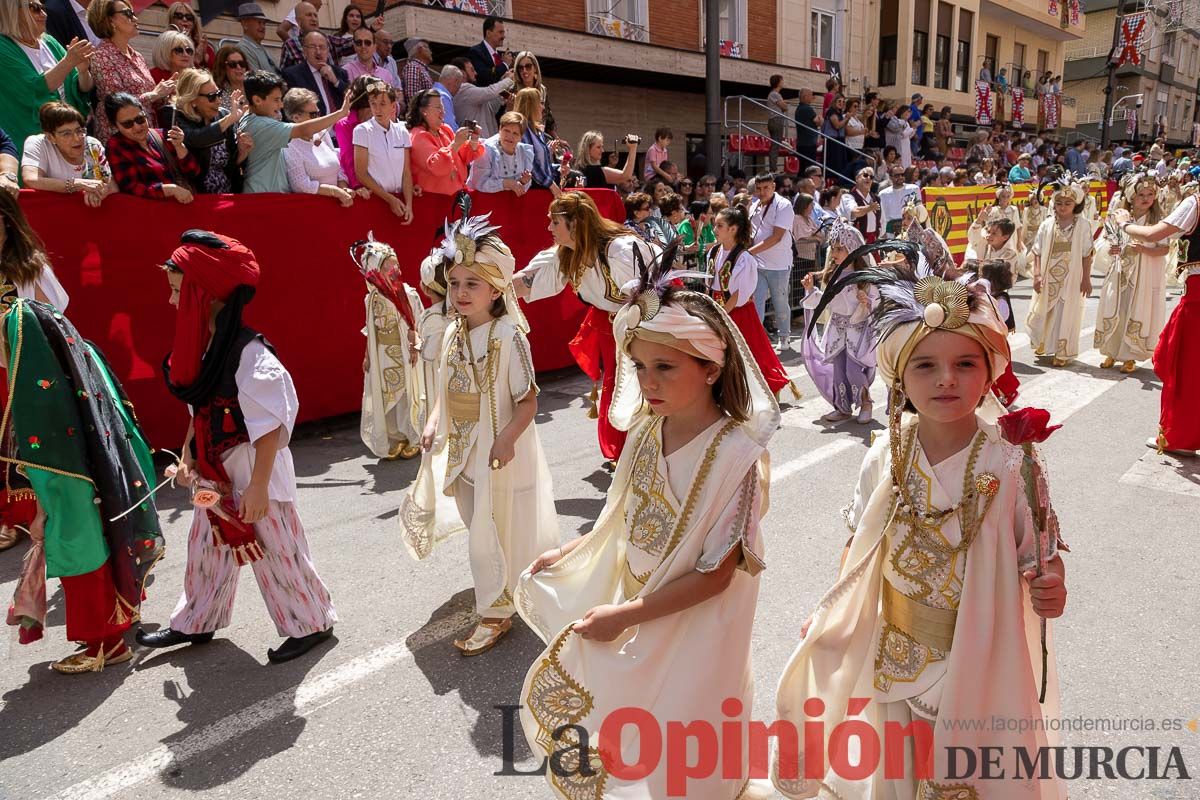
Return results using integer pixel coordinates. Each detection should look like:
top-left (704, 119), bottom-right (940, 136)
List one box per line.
top-left (167, 231), bottom-right (261, 387)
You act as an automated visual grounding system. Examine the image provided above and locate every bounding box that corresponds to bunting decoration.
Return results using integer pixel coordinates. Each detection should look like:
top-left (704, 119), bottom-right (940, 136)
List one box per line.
top-left (975, 81), bottom-right (993, 126)
top-left (1117, 12), bottom-right (1148, 67)
top-left (1126, 108), bottom-right (1136, 137)
top-left (1069, 0), bottom-right (1081, 26)
top-left (1042, 93), bottom-right (1059, 129)
top-left (1011, 87), bottom-right (1024, 128)
top-left (1048, 0), bottom-right (1058, 16)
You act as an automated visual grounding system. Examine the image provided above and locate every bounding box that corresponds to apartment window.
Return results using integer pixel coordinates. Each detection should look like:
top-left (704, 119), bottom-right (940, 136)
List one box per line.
top-left (1037, 49), bottom-right (1049, 77)
top-left (1013, 42), bottom-right (1026, 76)
top-left (1164, 31), bottom-right (1176, 64)
top-left (586, 0), bottom-right (648, 39)
top-left (984, 34), bottom-right (999, 78)
top-left (811, 10), bottom-right (835, 60)
top-left (912, 0), bottom-right (930, 85)
top-left (718, 0), bottom-right (747, 48)
top-left (934, 1), bottom-right (952, 90)
top-left (879, 0), bottom-right (898, 86)
top-left (955, 9), bottom-right (973, 92)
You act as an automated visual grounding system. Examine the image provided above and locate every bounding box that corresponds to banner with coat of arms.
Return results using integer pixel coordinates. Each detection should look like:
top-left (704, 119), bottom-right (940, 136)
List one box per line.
top-left (1042, 93), bottom-right (1059, 129)
top-left (1048, 0), bottom-right (1059, 16)
top-left (1011, 88), bottom-right (1024, 128)
top-left (975, 81), bottom-right (993, 125)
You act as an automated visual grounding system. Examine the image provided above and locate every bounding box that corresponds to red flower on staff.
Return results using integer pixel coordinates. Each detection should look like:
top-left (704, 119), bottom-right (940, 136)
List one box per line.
top-left (998, 407), bottom-right (1061, 445)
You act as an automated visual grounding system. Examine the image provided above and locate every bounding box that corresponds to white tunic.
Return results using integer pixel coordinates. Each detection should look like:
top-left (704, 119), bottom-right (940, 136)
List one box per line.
top-left (524, 236), bottom-right (657, 312)
top-left (708, 246), bottom-right (758, 307)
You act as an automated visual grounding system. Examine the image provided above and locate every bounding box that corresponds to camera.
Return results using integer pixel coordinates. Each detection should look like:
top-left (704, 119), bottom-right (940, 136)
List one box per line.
top-left (621, 134), bottom-right (641, 145)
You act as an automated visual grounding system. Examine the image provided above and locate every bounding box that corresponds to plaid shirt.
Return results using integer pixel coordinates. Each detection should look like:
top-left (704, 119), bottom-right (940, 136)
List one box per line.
top-left (107, 130), bottom-right (202, 199)
top-left (401, 58), bottom-right (433, 112)
top-left (280, 32), bottom-right (353, 71)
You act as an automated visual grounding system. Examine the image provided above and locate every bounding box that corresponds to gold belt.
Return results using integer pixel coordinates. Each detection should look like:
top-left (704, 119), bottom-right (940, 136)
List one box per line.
top-left (448, 391), bottom-right (480, 422)
top-left (882, 580), bottom-right (958, 652)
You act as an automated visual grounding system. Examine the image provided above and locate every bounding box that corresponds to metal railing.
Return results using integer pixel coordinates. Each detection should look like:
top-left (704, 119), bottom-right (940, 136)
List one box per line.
top-left (723, 95), bottom-right (869, 185)
top-left (586, 11), bottom-right (649, 43)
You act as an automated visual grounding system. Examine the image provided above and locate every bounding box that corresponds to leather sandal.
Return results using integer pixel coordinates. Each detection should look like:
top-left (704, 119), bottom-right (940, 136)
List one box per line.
top-left (453, 618), bottom-right (512, 657)
top-left (52, 641), bottom-right (133, 674)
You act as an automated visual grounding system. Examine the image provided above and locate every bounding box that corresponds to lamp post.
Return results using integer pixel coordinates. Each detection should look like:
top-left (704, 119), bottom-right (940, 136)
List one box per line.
top-left (704, 0), bottom-right (721, 177)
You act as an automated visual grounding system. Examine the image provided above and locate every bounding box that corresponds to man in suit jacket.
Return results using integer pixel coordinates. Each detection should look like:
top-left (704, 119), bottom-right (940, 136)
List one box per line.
top-left (45, 0), bottom-right (98, 47)
top-left (281, 31), bottom-right (348, 117)
top-left (466, 15), bottom-right (512, 88)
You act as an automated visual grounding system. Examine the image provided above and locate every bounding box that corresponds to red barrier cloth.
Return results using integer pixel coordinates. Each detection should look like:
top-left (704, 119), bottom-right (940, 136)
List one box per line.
top-left (19, 188), bottom-right (625, 447)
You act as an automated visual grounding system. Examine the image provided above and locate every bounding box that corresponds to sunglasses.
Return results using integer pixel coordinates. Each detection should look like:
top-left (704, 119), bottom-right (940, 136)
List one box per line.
top-left (226, 59), bottom-right (247, 69)
top-left (199, 90), bottom-right (221, 101)
top-left (171, 11), bottom-right (194, 20)
top-left (118, 113), bottom-right (148, 129)
top-left (354, 39), bottom-right (373, 46)
top-left (518, 63), bottom-right (535, 71)
top-left (28, 2), bottom-right (47, 14)
top-left (680, 181), bottom-right (693, 187)
top-left (173, 46), bottom-right (196, 56)
top-left (110, 7), bottom-right (135, 19)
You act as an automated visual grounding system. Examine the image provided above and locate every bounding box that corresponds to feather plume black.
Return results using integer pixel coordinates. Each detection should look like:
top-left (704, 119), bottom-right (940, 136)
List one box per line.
top-left (803, 239), bottom-right (919, 338)
top-left (621, 237), bottom-right (703, 306)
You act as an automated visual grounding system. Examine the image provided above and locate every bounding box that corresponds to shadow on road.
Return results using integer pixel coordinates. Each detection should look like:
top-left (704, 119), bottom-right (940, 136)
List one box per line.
top-left (406, 590), bottom-right (544, 765)
top-left (134, 635), bottom-right (329, 790)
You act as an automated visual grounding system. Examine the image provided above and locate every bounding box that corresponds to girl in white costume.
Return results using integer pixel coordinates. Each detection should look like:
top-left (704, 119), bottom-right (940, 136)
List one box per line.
top-left (400, 214), bottom-right (558, 656)
top-left (1094, 173), bottom-right (1169, 373)
top-left (415, 252), bottom-right (451, 429)
top-left (1027, 177), bottom-right (1094, 366)
top-left (516, 245), bottom-right (781, 800)
top-left (354, 235), bottom-right (424, 460)
top-left (773, 238), bottom-right (1069, 800)
top-left (1019, 190), bottom-right (1045, 276)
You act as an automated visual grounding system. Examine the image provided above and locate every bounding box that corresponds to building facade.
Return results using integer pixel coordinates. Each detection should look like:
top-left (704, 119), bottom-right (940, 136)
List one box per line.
top-left (1064, 0), bottom-right (1200, 147)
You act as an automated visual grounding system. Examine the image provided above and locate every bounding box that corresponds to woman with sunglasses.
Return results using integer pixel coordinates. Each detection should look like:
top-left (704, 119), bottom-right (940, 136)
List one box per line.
top-left (165, 2), bottom-right (214, 69)
top-left (507, 50), bottom-right (546, 106)
top-left (150, 28), bottom-right (193, 84)
top-left (162, 68), bottom-right (250, 194)
top-left (20, 101), bottom-right (114, 206)
top-left (212, 44), bottom-right (249, 111)
top-left (88, 0), bottom-right (174, 144)
top-left (284, 87), bottom-right (367, 206)
top-left (0, 0), bottom-right (94, 160)
top-left (105, 91), bottom-right (200, 203)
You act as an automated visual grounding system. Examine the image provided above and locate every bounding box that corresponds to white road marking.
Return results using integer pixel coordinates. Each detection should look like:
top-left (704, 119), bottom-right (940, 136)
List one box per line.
top-left (42, 607), bottom-right (475, 800)
top-left (1119, 452), bottom-right (1200, 498)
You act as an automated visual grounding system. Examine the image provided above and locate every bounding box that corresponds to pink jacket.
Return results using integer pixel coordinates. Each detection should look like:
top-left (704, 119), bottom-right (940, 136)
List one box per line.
top-left (409, 124), bottom-right (484, 195)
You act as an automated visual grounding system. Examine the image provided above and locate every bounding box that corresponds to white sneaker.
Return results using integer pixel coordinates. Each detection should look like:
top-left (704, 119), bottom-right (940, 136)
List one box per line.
top-left (856, 403), bottom-right (874, 424)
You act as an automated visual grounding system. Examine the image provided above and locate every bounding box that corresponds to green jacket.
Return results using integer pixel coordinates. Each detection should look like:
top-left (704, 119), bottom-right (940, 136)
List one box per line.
top-left (0, 33), bottom-right (90, 161)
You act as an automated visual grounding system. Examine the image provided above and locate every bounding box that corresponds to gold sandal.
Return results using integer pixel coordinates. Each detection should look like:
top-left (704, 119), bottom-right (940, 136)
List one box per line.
top-left (51, 642), bottom-right (133, 675)
top-left (453, 618), bottom-right (512, 657)
top-left (1120, 360), bottom-right (1137, 373)
top-left (1051, 357), bottom-right (1069, 367)
top-left (1100, 356), bottom-right (1115, 369)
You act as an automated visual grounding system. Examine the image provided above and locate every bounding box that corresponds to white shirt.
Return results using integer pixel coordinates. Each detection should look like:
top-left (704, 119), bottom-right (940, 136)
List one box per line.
top-left (20, 39), bottom-right (63, 99)
top-left (708, 247), bottom-right (758, 307)
top-left (212, 340), bottom-right (299, 503)
top-left (748, 193), bottom-right (795, 270)
top-left (525, 236), bottom-right (655, 312)
top-left (878, 182), bottom-right (921, 229)
top-left (1165, 195), bottom-right (1200, 274)
top-left (22, 133), bottom-right (108, 181)
top-left (69, 0), bottom-right (101, 45)
top-left (284, 132), bottom-right (346, 193)
top-left (308, 63), bottom-right (333, 114)
top-left (352, 117), bottom-right (411, 193)
top-left (838, 188), bottom-right (878, 234)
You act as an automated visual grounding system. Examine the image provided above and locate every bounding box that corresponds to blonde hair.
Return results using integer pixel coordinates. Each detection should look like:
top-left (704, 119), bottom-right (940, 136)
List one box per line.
top-left (166, 2), bottom-right (207, 54)
top-left (153, 29), bottom-right (194, 72)
top-left (511, 50), bottom-right (546, 99)
top-left (575, 130), bottom-right (604, 168)
top-left (512, 87), bottom-right (542, 130)
top-left (549, 191), bottom-right (629, 287)
top-left (87, 0), bottom-right (123, 40)
top-left (173, 68), bottom-right (213, 122)
top-left (0, 1), bottom-right (37, 40)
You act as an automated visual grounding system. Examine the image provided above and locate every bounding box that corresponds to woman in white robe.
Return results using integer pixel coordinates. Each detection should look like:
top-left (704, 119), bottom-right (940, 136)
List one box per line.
top-left (1027, 181), bottom-right (1094, 365)
top-left (516, 285), bottom-right (781, 800)
top-left (772, 241), bottom-right (1068, 800)
top-left (1094, 174), bottom-right (1169, 372)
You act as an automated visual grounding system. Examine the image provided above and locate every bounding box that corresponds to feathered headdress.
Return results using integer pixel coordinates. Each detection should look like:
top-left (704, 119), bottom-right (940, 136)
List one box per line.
top-left (349, 232), bottom-right (415, 329)
top-left (616, 238), bottom-right (702, 327)
top-left (1040, 166), bottom-right (1086, 208)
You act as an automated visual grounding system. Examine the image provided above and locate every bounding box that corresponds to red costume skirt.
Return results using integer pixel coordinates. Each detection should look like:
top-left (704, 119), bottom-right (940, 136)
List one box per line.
top-left (61, 561), bottom-right (131, 645)
top-left (1153, 274), bottom-right (1200, 450)
top-left (727, 301), bottom-right (795, 396)
top-left (568, 306), bottom-right (627, 461)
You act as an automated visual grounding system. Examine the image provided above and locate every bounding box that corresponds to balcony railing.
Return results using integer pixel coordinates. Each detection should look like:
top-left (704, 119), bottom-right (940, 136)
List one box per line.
top-left (586, 11), bottom-right (649, 43)
top-left (422, 0), bottom-right (509, 16)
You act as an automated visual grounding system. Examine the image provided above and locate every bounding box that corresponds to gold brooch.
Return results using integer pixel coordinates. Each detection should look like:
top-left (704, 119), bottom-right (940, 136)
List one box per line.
top-left (634, 290), bottom-right (661, 322)
top-left (454, 233), bottom-right (476, 266)
top-left (915, 276), bottom-right (970, 330)
top-left (975, 472), bottom-right (1000, 497)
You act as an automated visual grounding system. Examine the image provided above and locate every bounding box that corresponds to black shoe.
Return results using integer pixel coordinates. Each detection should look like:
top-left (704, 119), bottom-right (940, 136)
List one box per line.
top-left (135, 627), bottom-right (216, 648)
top-left (267, 628), bottom-right (334, 664)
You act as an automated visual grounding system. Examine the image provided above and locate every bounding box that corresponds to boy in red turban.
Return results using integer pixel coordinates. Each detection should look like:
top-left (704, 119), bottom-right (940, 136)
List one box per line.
top-left (137, 230), bottom-right (337, 664)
